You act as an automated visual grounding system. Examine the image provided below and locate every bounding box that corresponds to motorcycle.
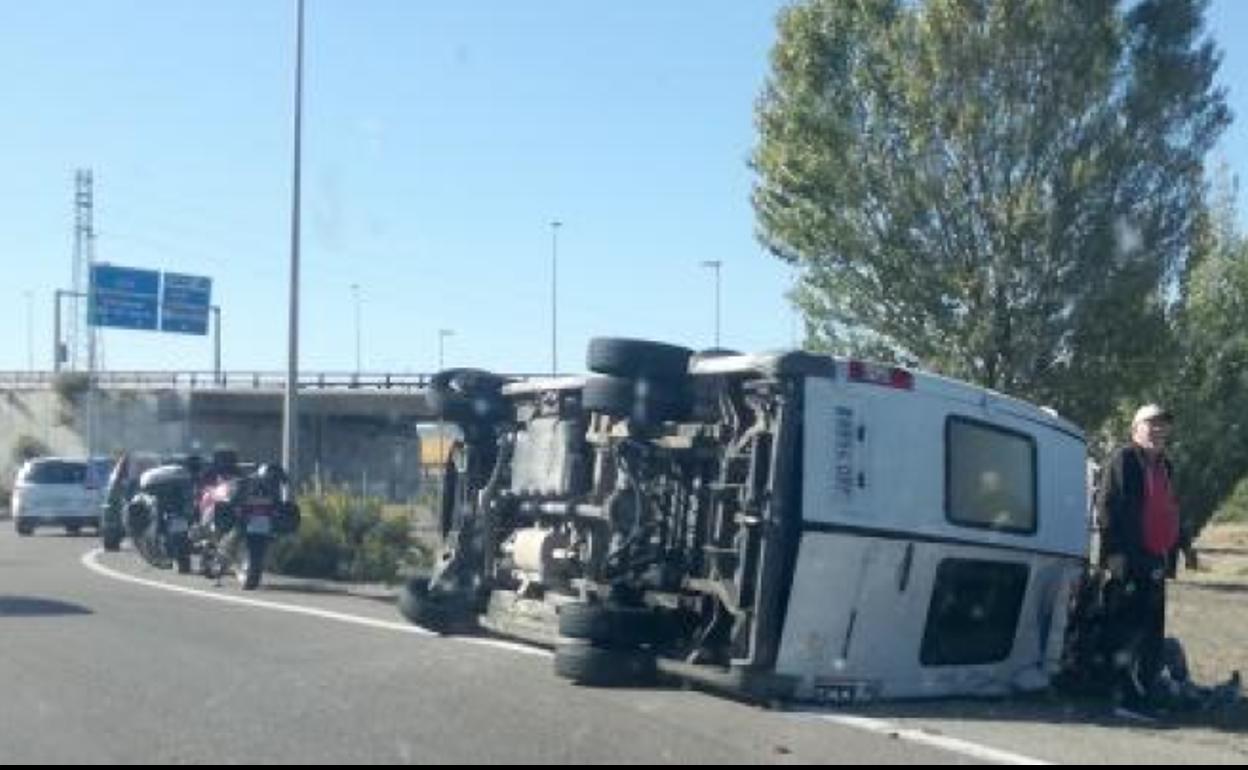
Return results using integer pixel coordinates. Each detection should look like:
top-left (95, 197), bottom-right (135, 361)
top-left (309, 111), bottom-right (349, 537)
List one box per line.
top-left (123, 464), bottom-right (197, 573)
top-left (196, 463), bottom-right (299, 590)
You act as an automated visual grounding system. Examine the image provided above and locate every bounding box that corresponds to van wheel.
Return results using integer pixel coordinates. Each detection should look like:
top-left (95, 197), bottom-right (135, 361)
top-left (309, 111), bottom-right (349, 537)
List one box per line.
top-left (581, 376), bottom-right (634, 417)
top-left (558, 603), bottom-right (671, 646)
top-left (16, 521), bottom-right (33, 536)
top-left (553, 642), bottom-right (657, 687)
top-left (398, 577), bottom-right (473, 633)
top-left (427, 368), bottom-right (511, 424)
top-left (581, 376), bottom-right (690, 424)
top-left (586, 338), bottom-right (693, 382)
top-left (66, 525), bottom-right (81, 537)
top-left (631, 379), bottom-right (691, 424)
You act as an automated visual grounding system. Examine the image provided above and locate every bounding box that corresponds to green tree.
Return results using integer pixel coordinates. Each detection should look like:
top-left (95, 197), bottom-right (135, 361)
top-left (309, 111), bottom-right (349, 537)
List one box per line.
top-left (1165, 181), bottom-right (1248, 534)
top-left (753, 0), bottom-right (1229, 429)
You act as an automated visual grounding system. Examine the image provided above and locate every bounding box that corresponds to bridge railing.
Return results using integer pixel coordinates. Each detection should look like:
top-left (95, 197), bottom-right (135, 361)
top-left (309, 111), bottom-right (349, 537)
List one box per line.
top-left (0, 370), bottom-right (436, 391)
top-left (0, 370), bottom-right (551, 392)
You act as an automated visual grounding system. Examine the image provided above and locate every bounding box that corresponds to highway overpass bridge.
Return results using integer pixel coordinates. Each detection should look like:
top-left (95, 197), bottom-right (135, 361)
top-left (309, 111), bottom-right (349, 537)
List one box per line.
top-left (0, 370), bottom-right (520, 500)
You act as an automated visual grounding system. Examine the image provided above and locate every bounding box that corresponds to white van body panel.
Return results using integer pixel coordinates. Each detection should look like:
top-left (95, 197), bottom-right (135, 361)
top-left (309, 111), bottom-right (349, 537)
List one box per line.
top-left (801, 375), bottom-right (1087, 557)
top-left (778, 372), bottom-right (1088, 701)
top-left (776, 533), bottom-right (1084, 700)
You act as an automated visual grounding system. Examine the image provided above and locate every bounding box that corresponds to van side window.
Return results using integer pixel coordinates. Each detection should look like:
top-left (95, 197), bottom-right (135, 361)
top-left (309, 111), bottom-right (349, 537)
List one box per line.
top-left (946, 417), bottom-right (1037, 534)
top-left (920, 558), bottom-right (1030, 666)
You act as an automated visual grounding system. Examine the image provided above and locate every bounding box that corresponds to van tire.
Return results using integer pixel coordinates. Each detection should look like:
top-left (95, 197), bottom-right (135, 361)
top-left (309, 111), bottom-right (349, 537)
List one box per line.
top-left (16, 521), bottom-right (33, 536)
top-left (558, 603), bottom-right (670, 646)
top-left (398, 576), bottom-right (472, 633)
top-left (587, 338), bottom-right (693, 382)
top-left (553, 642), bottom-right (658, 687)
top-left (581, 377), bottom-right (634, 417)
top-left (631, 379), bottom-right (691, 424)
top-left (427, 368), bottom-right (510, 424)
top-left (581, 376), bottom-right (690, 424)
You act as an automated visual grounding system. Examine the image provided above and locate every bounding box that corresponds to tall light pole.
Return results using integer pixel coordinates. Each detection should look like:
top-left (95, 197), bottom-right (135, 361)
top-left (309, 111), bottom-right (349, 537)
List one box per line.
top-left (700, 260), bottom-right (722, 348)
top-left (350, 283), bottom-right (361, 376)
top-left (437, 328), bottom-right (454, 371)
top-left (550, 220), bottom-right (562, 376)
top-left (24, 290), bottom-right (34, 372)
top-left (211, 305), bottom-right (222, 383)
top-left (282, 0), bottom-right (306, 486)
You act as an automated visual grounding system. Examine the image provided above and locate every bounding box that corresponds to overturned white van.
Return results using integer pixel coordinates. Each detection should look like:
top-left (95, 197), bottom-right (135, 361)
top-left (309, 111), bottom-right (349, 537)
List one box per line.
top-left (401, 338), bottom-right (1089, 703)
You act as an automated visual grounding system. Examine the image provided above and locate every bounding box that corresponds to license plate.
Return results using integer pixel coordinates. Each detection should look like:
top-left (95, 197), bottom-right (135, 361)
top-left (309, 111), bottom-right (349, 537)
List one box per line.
top-left (247, 517), bottom-right (272, 535)
top-left (813, 679), bottom-right (882, 706)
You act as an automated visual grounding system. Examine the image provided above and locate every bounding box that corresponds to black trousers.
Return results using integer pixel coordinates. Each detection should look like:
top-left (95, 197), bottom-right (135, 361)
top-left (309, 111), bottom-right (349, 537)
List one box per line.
top-left (1106, 565), bottom-right (1167, 702)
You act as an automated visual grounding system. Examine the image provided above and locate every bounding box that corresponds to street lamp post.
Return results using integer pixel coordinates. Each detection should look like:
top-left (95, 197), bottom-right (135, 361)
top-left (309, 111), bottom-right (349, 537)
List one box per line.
top-left (24, 290), bottom-right (34, 372)
top-left (550, 220), bottom-right (562, 377)
top-left (351, 283), bottom-right (361, 377)
top-left (211, 305), bottom-right (222, 383)
top-left (282, 0), bottom-right (306, 486)
top-left (700, 260), bottom-right (722, 349)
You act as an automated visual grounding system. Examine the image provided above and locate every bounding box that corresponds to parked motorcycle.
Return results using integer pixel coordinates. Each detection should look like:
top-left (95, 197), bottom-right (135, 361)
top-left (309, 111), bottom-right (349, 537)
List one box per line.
top-left (123, 464), bottom-right (197, 573)
top-left (196, 463), bottom-right (299, 590)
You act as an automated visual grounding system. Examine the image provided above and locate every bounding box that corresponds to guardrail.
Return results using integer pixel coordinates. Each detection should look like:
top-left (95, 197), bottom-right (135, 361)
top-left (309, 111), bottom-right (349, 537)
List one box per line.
top-left (0, 370), bottom-right (549, 392)
top-left (0, 370), bottom-right (433, 391)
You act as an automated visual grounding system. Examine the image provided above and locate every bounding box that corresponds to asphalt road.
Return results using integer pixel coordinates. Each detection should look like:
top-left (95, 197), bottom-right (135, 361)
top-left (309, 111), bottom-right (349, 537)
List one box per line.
top-left (1, 526), bottom-right (1244, 764)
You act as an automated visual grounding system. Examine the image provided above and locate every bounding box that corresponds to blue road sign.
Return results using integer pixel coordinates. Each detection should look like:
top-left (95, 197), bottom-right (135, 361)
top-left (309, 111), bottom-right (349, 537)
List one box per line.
top-left (160, 273), bottom-right (212, 335)
top-left (90, 264), bottom-right (160, 331)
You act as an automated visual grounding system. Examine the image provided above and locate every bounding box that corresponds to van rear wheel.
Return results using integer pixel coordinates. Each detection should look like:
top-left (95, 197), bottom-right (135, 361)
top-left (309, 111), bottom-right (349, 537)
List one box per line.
top-left (553, 642), bottom-right (657, 687)
top-left (558, 603), bottom-right (671, 647)
top-left (397, 577), bottom-right (474, 633)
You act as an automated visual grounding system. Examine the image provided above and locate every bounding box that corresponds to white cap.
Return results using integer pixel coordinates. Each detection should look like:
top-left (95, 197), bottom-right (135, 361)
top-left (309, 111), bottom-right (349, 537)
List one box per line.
top-left (1132, 403), bottom-right (1172, 427)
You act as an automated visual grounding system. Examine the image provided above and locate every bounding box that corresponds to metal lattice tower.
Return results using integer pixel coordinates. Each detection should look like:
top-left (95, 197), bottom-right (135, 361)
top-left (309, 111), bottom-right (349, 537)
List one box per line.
top-left (69, 169), bottom-right (94, 371)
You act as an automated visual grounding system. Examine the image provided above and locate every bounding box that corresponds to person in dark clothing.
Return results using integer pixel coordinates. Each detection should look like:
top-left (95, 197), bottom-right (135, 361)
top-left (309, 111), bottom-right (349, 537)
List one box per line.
top-left (1096, 404), bottom-right (1182, 720)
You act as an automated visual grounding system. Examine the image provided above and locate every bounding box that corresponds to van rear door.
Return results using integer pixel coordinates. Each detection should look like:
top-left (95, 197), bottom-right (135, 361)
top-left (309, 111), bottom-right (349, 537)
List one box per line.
top-left (776, 371), bottom-right (1086, 700)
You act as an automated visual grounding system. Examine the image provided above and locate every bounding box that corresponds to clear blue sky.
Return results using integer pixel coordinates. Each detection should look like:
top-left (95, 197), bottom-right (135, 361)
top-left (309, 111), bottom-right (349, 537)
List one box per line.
top-left (1, 1), bottom-right (1245, 375)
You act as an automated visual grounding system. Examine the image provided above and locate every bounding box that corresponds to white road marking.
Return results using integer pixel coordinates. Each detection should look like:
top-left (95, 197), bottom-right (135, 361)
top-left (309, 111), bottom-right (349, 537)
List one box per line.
top-left (809, 714), bottom-right (1051, 765)
top-left (85, 548), bottom-right (1048, 763)
top-left (82, 548), bottom-right (554, 658)
top-left (82, 548), bottom-right (437, 637)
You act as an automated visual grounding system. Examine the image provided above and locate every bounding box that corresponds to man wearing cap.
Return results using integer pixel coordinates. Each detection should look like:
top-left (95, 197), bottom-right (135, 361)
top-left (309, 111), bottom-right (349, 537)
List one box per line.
top-left (1096, 404), bottom-right (1182, 719)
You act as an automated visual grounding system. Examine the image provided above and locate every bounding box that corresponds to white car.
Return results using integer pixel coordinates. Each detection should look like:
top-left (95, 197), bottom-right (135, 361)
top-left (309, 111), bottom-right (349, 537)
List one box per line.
top-left (11, 457), bottom-right (111, 537)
